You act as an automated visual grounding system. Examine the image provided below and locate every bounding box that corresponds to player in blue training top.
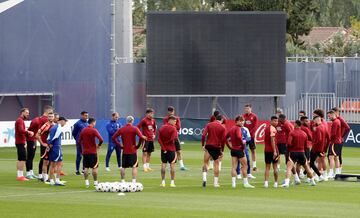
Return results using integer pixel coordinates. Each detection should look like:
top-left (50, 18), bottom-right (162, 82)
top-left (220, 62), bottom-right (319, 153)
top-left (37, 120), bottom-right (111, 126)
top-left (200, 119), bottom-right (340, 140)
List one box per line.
top-left (236, 118), bottom-right (256, 180)
top-left (47, 117), bottom-right (68, 186)
top-left (105, 112), bottom-right (122, 171)
top-left (72, 111), bottom-right (89, 175)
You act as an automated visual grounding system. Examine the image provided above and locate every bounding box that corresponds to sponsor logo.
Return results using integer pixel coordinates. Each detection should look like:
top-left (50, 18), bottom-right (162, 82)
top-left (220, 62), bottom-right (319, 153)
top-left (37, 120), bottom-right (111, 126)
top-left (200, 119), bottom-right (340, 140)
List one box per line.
top-left (345, 130), bottom-right (360, 144)
top-left (178, 128), bottom-right (204, 136)
top-left (254, 123), bottom-right (267, 143)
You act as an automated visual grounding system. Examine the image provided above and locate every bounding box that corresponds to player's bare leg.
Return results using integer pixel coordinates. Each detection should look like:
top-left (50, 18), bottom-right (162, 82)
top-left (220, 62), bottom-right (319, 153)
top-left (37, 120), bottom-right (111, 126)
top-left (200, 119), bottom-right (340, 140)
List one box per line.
top-left (272, 163), bottom-right (279, 188)
top-left (281, 159), bottom-right (294, 187)
top-left (131, 166), bottom-right (137, 183)
top-left (147, 153), bottom-right (153, 171)
top-left (240, 156), bottom-right (254, 188)
top-left (170, 162), bottom-right (176, 187)
top-left (213, 159), bottom-right (220, 187)
top-left (92, 167), bottom-right (98, 186)
top-left (160, 163), bottom-right (166, 187)
top-left (251, 148), bottom-right (257, 171)
top-left (264, 164), bottom-right (271, 188)
top-left (319, 156), bottom-right (328, 181)
top-left (142, 152), bottom-right (148, 172)
top-left (329, 154), bottom-right (335, 178)
top-left (49, 162), bottom-right (56, 185)
top-left (83, 168), bottom-right (90, 187)
top-left (42, 160), bottom-right (49, 182)
top-left (231, 157), bottom-right (238, 188)
top-left (177, 150), bottom-right (187, 170)
top-left (202, 151), bottom-right (211, 187)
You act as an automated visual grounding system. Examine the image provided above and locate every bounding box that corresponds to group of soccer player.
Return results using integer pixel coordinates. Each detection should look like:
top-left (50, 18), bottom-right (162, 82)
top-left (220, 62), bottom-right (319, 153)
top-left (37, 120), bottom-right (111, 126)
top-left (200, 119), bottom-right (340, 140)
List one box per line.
top-left (201, 104), bottom-right (350, 188)
top-left (15, 103), bottom-right (350, 189)
top-left (14, 106), bottom-right (68, 186)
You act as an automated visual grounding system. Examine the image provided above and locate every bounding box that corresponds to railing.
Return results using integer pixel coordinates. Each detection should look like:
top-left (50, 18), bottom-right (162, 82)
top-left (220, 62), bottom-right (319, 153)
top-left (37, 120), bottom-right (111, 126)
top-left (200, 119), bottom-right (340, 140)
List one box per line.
top-left (284, 93), bottom-right (360, 123)
top-left (286, 56), bottom-right (360, 63)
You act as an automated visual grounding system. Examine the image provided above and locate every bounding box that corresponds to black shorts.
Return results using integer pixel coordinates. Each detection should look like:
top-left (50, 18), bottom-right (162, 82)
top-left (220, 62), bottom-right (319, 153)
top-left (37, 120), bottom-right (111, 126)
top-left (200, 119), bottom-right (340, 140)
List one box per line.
top-left (289, 152), bottom-right (307, 165)
top-left (161, 150), bottom-right (177, 164)
top-left (142, 141), bottom-right (154, 153)
top-left (16, 144), bottom-right (26, 161)
top-left (305, 148), bottom-right (311, 161)
top-left (83, 154), bottom-right (98, 169)
top-left (264, 152), bottom-right (279, 164)
top-left (230, 150), bottom-right (245, 159)
top-left (311, 151), bottom-right (326, 158)
top-left (122, 153), bottom-right (138, 168)
top-left (277, 143), bottom-right (287, 155)
top-left (247, 138), bottom-right (256, 150)
top-left (40, 145), bottom-right (49, 161)
top-left (328, 143), bottom-right (342, 157)
top-left (205, 145), bottom-right (221, 161)
top-left (175, 139), bottom-right (181, 151)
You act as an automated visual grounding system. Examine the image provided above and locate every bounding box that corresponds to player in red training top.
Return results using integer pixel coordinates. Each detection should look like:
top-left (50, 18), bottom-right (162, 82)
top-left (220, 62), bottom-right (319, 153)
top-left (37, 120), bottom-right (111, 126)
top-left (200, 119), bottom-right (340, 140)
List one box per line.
top-left (263, 116), bottom-right (279, 188)
top-left (113, 116), bottom-right (147, 183)
top-left (327, 110), bottom-right (343, 178)
top-left (79, 118), bottom-right (104, 188)
top-left (201, 115), bottom-right (226, 188)
top-left (163, 106), bottom-right (187, 171)
top-left (242, 104), bottom-right (258, 172)
top-left (15, 108), bottom-right (34, 181)
top-left (158, 115), bottom-right (178, 187)
top-left (138, 108), bottom-right (156, 172)
top-left (276, 114), bottom-right (294, 170)
top-left (36, 112), bottom-right (55, 183)
top-left (281, 120), bottom-right (316, 187)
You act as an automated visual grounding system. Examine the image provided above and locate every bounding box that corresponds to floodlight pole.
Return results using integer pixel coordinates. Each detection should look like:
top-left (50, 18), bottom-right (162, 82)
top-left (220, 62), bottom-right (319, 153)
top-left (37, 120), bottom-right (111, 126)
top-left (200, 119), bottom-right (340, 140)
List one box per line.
top-left (211, 96), bottom-right (218, 113)
top-left (110, 0), bottom-right (116, 113)
top-left (274, 96), bottom-right (278, 114)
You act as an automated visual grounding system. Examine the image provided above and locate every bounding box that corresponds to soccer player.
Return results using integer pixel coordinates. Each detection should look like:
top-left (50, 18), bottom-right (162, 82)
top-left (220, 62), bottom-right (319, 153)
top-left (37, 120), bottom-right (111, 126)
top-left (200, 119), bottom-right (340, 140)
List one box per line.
top-left (276, 114), bottom-right (294, 170)
top-left (235, 117), bottom-right (256, 179)
top-left (137, 108), bottom-right (156, 172)
top-left (299, 116), bottom-right (312, 180)
top-left (281, 120), bottom-right (316, 187)
top-left (79, 118), bottom-right (103, 188)
top-left (47, 117), bottom-right (68, 186)
top-left (105, 112), bottom-right (122, 171)
top-left (72, 111), bottom-right (89, 175)
top-left (158, 115), bottom-right (178, 187)
top-left (327, 110), bottom-right (342, 178)
top-left (264, 116), bottom-right (279, 188)
top-left (298, 110), bottom-right (306, 119)
top-left (312, 109), bottom-right (329, 177)
top-left (36, 112), bottom-right (55, 182)
top-left (163, 106), bottom-right (187, 171)
top-left (15, 108), bottom-right (34, 181)
top-left (310, 116), bottom-right (328, 182)
top-left (31, 105), bottom-right (53, 179)
top-left (243, 104), bottom-right (258, 172)
top-left (208, 110), bottom-right (220, 170)
top-left (226, 115), bottom-right (254, 188)
top-left (276, 108), bottom-right (283, 117)
top-left (112, 116), bottom-right (147, 183)
top-left (201, 115), bottom-right (226, 188)
top-left (331, 107), bottom-right (350, 172)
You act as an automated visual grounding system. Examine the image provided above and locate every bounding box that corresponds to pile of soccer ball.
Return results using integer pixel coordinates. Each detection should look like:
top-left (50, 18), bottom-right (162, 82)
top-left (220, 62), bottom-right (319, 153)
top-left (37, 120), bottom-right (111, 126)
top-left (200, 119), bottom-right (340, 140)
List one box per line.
top-left (95, 182), bottom-right (143, 193)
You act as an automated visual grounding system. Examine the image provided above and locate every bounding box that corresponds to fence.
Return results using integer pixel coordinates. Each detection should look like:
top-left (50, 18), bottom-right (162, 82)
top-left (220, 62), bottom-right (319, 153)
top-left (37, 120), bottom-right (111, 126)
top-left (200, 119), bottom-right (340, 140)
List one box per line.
top-left (283, 93), bottom-right (360, 123)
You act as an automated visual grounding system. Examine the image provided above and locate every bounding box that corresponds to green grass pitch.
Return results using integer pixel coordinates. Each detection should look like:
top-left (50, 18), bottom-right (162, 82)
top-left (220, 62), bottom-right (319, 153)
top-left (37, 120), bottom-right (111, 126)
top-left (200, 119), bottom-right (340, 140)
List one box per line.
top-left (0, 142), bottom-right (359, 218)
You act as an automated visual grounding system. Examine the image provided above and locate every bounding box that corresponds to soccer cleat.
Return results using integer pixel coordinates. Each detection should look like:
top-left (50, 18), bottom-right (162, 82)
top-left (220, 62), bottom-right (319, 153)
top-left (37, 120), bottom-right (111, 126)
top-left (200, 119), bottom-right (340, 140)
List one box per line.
top-left (237, 174), bottom-right (242, 179)
top-left (180, 166), bottom-right (188, 171)
top-left (309, 180), bottom-right (316, 186)
top-left (143, 168), bottom-right (149, 173)
top-left (252, 167), bottom-right (257, 172)
top-left (75, 171), bottom-right (82, 176)
top-left (305, 178), bottom-right (311, 183)
top-left (264, 183), bottom-right (269, 188)
top-left (31, 174), bottom-right (39, 179)
top-left (318, 175), bottom-right (325, 182)
top-left (294, 180), bottom-right (301, 185)
top-left (273, 183), bottom-right (278, 188)
top-left (299, 172), bottom-right (305, 179)
top-left (328, 172), bottom-right (334, 179)
top-left (105, 167), bottom-right (111, 172)
top-left (247, 174), bottom-right (256, 179)
top-left (60, 171), bottom-right (66, 176)
top-left (214, 183), bottom-right (220, 188)
top-left (37, 177), bottom-right (44, 182)
top-left (280, 183), bottom-right (289, 188)
top-left (16, 176), bottom-right (29, 181)
top-left (202, 181), bottom-right (206, 187)
top-left (55, 182), bottom-right (66, 186)
top-left (160, 183), bottom-right (165, 187)
top-left (147, 168), bottom-right (154, 172)
top-left (26, 175), bottom-right (33, 180)
top-left (170, 183), bottom-right (176, 188)
top-left (243, 183), bottom-right (255, 188)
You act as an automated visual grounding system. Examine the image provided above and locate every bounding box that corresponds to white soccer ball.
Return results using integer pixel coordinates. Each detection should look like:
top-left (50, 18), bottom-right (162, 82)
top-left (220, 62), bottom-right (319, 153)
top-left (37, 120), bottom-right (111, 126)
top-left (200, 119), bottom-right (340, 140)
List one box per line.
top-left (129, 183), bottom-right (137, 192)
top-left (110, 183), bottom-right (119, 193)
top-left (135, 183), bottom-right (143, 192)
top-left (95, 183), bottom-right (103, 192)
top-left (103, 182), bottom-right (111, 192)
top-left (119, 183), bottom-right (127, 193)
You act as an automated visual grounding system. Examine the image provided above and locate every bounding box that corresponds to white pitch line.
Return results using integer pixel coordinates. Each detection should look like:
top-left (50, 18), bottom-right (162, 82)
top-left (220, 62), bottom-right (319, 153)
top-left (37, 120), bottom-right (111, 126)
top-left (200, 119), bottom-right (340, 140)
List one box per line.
top-left (0, 190), bottom-right (92, 198)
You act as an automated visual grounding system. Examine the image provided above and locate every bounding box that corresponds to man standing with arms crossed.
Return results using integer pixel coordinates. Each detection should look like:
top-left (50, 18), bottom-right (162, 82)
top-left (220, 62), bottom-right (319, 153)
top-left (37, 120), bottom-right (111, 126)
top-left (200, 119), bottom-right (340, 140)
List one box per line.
top-left (264, 116), bottom-right (279, 188)
top-left (243, 104), bottom-right (258, 172)
top-left (201, 115), bottom-right (226, 188)
top-left (327, 110), bottom-right (342, 178)
top-left (72, 111), bottom-right (89, 175)
top-left (158, 116), bottom-right (178, 187)
top-left (138, 108), bottom-right (156, 172)
top-left (112, 116), bottom-right (147, 183)
top-left (79, 118), bottom-right (103, 188)
top-left (105, 112), bottom-right (122, 171)
top-left (15, 108), bottom-right (34, 181)
top-left (163, 106), bottom-right (187, 171)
